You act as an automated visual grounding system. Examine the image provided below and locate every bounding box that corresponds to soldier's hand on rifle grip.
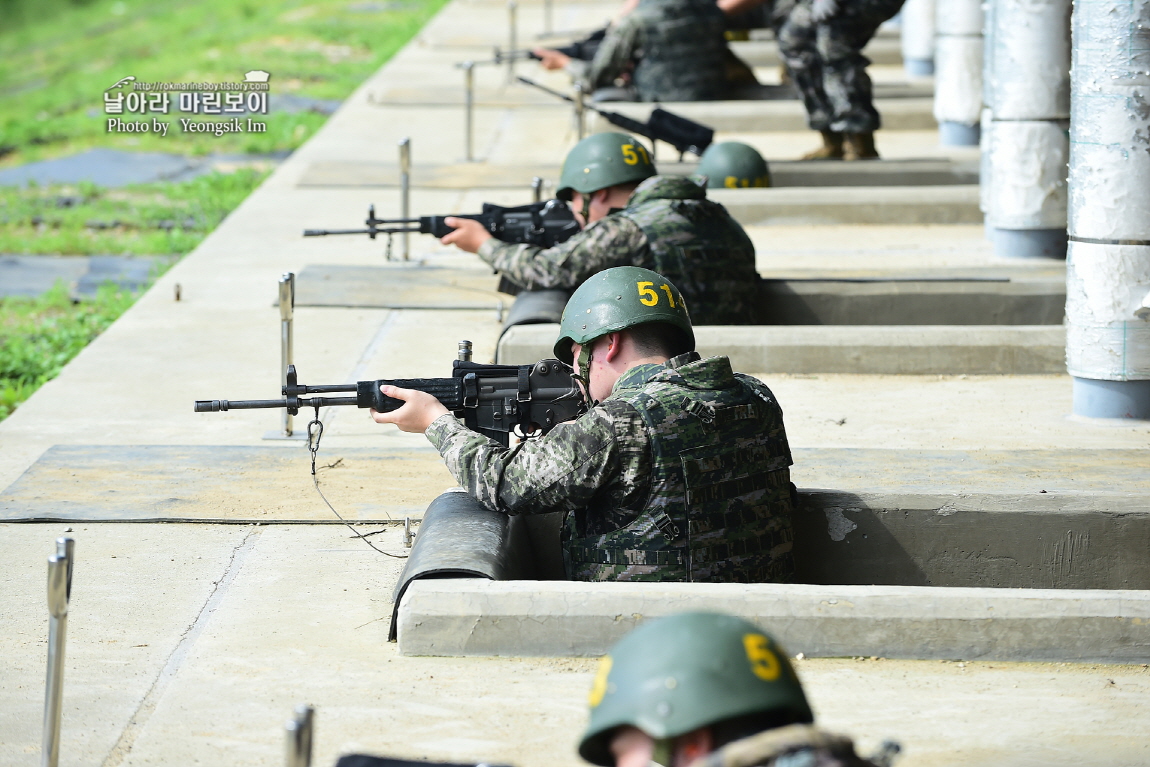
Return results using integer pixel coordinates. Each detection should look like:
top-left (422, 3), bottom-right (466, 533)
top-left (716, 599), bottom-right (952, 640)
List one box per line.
top-left (533, 48), bottom-right (571, 70)
top-left (440, 217), bottom-right (493, 253)
top-left (370, 385), bottom-right (450, 434)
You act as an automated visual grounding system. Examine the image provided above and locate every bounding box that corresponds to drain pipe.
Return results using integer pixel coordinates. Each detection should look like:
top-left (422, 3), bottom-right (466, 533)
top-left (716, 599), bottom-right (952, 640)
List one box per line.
top-left (899, 0), bottom-right (935, 76)
top-left (933, 0), bottom-right (982, 146)
top-left (983, 0), bottom-right (1070, 259)
top-left (1066, 0), bottom-right (1150, 419)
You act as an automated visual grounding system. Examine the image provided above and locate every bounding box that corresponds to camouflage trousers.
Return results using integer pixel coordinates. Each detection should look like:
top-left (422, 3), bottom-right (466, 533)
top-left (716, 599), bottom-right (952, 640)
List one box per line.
top-left (775, 0), bottom-right (905, 133)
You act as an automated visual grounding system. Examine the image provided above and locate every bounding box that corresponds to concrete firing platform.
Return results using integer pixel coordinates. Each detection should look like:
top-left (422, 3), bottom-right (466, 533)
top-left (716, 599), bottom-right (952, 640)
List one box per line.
top-left (296, 157), bottom-right (979, 189)
top-left (592, 97), bottom-right (938, 132)
top-left (712, 185), bottom-right (981, 225)
top-left (5, 524), bottom-right (1149, 767)
top-left (395, 580), bottom-right (1150, 662)
top-left (731, 36), bottom-right (903, 67)
top-left (499, 324), bottom-right (1066, 374)
top-left (291, 264), bottom-right (508, 311)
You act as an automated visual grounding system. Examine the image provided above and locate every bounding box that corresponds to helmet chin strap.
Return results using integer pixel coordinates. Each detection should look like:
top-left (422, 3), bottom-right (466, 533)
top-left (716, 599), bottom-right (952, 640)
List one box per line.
top-left (579, 190), bottom-right (595, 225)
top-left (575, 340), bottom-right (600, 407)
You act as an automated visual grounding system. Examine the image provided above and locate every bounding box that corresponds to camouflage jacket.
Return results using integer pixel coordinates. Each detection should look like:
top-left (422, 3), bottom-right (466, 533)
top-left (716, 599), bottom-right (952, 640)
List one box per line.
top-left (691, 724), bottom-right (882, 767)
top-left (477, 176), bottom-right (761, 324)
top-left (425, 354), bottom-right (795, 582)
top-left (586, 0), bottom-right (729, 101)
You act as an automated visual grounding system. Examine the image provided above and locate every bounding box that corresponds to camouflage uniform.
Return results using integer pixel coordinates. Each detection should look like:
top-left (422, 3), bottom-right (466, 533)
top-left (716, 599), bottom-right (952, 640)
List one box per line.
top-left (585, 0), bottom-right (729, 102)
top-left (695, 724), bottom-right (882, 767)
top-left (775, 0), bottom-right (905, 133)
top-left (425, 353), bottom-right (796, 583)
top-left (477, 176), bottom-right (761, 324)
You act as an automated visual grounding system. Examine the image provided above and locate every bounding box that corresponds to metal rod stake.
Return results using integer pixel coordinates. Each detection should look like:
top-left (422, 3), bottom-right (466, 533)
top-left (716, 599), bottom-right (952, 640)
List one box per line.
top-left (399, 138), bottom-right (411, 261)
top-left (41, 537), bottom-right (74, 767)
top-left (463, 62), bottom-right (475, 162)
top-left (531, 176), bottom-right (543, 203)
top-left (507, 0), bottom-right (518, 84)
top-left (544, 0), bottom-right (553, 34)
top-left (574, 82), bottom-right (586, 140)
top-left (285, 704), bottom-right (314, 767)
top-left (279, 273), bottom-right (295, 437)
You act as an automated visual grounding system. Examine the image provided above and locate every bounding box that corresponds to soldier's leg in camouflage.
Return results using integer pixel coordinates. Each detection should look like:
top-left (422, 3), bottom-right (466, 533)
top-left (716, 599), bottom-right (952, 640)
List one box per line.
top-left (775, 5), bottom-right (842, 160)
top-left (818, 12), bottom-right (883, 160)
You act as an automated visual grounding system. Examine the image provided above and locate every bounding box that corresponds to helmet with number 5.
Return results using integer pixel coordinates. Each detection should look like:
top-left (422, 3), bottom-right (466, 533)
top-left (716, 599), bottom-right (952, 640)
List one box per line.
top-left (578, 612), bottom-right (813, 767)
top-left (553, 266), bottom-right (694, 364)
top-left (556, 132), bottom-right (657, 201)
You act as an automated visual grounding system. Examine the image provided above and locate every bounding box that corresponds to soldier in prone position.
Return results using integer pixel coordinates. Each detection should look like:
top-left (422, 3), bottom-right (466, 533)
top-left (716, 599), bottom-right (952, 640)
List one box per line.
top-left (440, 132), bottom-right (762, 325)
top-left (371, 266), bottom-right (796, 583)
top-left (581, 612), bottom-right (890, 767)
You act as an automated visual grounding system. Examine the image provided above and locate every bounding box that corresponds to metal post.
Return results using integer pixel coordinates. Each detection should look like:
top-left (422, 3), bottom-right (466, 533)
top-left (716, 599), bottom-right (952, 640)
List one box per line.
top-left (458, 339), bottom-right (473, 362)
top-left (403, 517), bottom-right (414, 548)
top-left (278, 273), bottom-right (295, 438)
top-left (41, 537), bottom-right (74, 767)
top-left (462, 62), bottom-right (475, 162)
top-left (544, 0), bottom-right (552, 34)
top-left (285, 704), bottom-right (314, 767)
top-left (531, 176), bottom-right (543, 203)
top-left (507, 1), bottom-right (518, 84)
top-left (398, 138), bottom-right (411, 261)
top-left (573, 82), bottom-right (585, 140)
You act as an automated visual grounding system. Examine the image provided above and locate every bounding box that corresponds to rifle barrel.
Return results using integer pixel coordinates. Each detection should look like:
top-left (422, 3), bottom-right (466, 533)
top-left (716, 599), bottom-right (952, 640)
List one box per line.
top-left (303, 226), bottom-right (422, 237)
top-left (194, 396), bottom-right (359, 412)
top-left (516, 75), bottom-right (574, 104)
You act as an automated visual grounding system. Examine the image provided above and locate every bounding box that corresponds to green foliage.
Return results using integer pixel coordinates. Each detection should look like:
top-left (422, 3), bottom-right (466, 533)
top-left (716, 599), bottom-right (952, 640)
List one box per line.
top-left (0, 0), bottom-right (449, 162)
top-left (0, 282), bottom-right (137, 421)
top-left (0, 169), bottom-right (267, 255)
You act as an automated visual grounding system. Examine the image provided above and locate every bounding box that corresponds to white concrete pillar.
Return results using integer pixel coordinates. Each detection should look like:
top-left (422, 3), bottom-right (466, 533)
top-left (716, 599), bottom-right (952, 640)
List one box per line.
top-left (933, 0), bottom-right (983, 145)
top-left (983, 0), bottom-right (1071, 259)
top-left (900, 0), bottom-right (936, 76)
top-left (1066, 0), bottom-right (1150, 419)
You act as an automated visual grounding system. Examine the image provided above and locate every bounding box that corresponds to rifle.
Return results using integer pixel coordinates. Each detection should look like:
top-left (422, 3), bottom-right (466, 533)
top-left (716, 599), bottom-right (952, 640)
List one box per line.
top-left (491, 26), bottom-right (607, 63)
top-left (195, 356), bottom-right (587, 447)
top-left (517, 76), bottom-right (714, 159)
top-left (303, 199), bottom-right (581, 250)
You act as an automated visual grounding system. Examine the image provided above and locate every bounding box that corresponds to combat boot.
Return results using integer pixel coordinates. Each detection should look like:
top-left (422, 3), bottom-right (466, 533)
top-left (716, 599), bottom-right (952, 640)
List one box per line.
top-left (843, 132), bottom-right (880, 160)
top-left (800, 130), bottom-right (844, 160)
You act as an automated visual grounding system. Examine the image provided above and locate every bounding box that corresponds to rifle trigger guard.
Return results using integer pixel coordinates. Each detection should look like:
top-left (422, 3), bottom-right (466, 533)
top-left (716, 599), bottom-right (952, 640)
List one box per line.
top-left (463, 372), bottom-right (480, 409)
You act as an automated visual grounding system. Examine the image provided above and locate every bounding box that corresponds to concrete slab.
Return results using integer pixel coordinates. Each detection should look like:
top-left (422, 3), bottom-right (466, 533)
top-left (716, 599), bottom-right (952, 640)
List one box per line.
top-left (296, 158), bottom-right (979, 189)
top-left (497, 324), bottom-right (1067, 374)
top-left (5, 524), bottom-right (1150, 767)
top-left (0, 254), bottom-right (173, 298)
top-left (292, 264), bottom-right (508, 311)
top-left (731, 37), bottom-right (904, 67)
top-left (396, 580), bottom-right (1150, 663)
top-left (593, 98), bottom-right (938, 132)
top-left (0, 446), bottom-right (451, 523)
top-left (713, 185), bottom-right (982, 225)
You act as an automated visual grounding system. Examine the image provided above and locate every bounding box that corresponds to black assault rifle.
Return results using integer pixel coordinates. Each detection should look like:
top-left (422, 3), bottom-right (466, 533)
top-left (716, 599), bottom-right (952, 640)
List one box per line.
top-left (302, 199), bottom-right (581, 249)
top-left (490, 26), bottom-right (607, 64)
top-left (195, 358), bottom-right (587, 447)
top-left (517, 76), bottom-right (714, 159)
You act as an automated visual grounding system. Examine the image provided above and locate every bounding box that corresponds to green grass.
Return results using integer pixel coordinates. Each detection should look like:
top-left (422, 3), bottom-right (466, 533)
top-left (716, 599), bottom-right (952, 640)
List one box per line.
top-left (0, 0), bottom-right (449, 163)
top-left (0, 169), bottom-right (267, 255)
top-left (0, 282), bottom-right (138, 420)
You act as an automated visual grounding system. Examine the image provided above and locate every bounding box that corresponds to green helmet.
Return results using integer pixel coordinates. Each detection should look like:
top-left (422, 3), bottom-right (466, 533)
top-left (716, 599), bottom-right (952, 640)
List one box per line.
top-left (696, 142), bottom-right (771, 189)
top-left (579, 613), bottom-right (813, 767)
top-left (557, 132), bottom-right (657, 201)
top-left (553, 266), bottom-right (693, 365)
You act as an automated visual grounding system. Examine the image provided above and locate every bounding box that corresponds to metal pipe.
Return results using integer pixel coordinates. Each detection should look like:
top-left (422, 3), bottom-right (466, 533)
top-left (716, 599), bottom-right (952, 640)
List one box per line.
top-left (899, 0), bottom-right (935, 76)
top-left (544, 0), bottom-right (552, 34)
top-left (933, 0), bottom-right (983, 146)
top-left (398, 138), bottom-right (411, 261)
top-left (507, 1), bottom-right (518, 85)
top-left (531, 176), bottom-right (543, 203)
top-left (463, 62), bottom-right (475, 162)
top-left (278, 273), bottom-right (295, 437)
top-left (285, 704), bottom-right (314, 767)
top-left (573, 82), bottom-right (585, 140)
top-left (41, 537), bottom-right (74, 767)
top-left (984, 0), bottom-right (1070, 259)
top-left (1065, 0), bottom-right (1150, 419)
